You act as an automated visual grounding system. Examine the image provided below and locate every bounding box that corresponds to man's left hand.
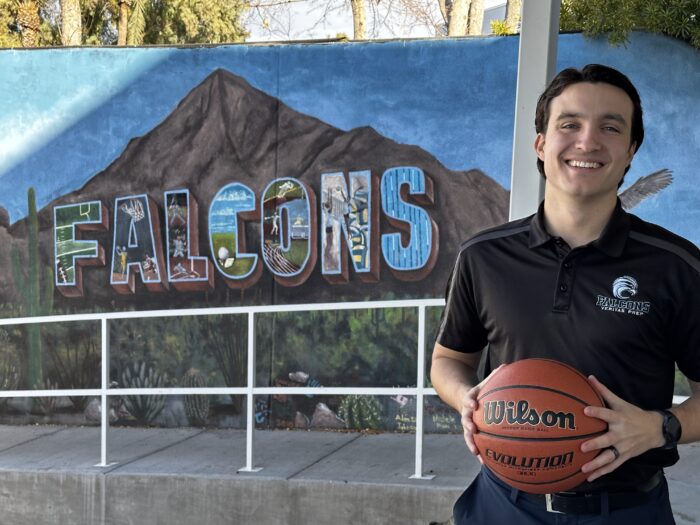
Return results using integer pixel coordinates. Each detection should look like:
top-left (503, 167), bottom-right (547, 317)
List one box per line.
top-left (580, 375), bottom-right (665, 482)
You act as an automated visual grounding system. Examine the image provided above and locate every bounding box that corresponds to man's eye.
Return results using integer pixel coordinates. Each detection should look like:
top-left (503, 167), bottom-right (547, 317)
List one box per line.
top-left (603, 126), bottom-right (620, 133)
top-left (561, 123), bottom-right (578, 129)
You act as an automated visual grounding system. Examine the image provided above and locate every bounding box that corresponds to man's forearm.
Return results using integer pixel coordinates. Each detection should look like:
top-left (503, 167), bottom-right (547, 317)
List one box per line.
top-left (431, 358), bottom-right (473, 411)
top-left (430, 352), bottom-right (480, 412)
top-left (673, 381), bottom-right (700, 444)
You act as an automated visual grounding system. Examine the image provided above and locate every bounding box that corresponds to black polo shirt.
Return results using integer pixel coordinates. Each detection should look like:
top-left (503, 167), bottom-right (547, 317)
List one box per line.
top-left (437, 199), bottom-right (700, 490)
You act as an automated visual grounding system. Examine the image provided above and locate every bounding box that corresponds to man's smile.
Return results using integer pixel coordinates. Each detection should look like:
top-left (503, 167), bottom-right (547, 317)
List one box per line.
top-left (566, 159), bottom-right (605, 169)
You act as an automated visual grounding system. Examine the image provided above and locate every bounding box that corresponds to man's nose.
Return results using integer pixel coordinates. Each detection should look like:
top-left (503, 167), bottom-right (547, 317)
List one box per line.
top-left (576, 127), bottom-right (602, 151)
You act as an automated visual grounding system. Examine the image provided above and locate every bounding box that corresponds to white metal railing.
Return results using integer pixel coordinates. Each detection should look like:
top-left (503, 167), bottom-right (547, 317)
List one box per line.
top-left (0, 299), bottom-right (445, 478)
top-left (0, 298), bottom-right (690, 476)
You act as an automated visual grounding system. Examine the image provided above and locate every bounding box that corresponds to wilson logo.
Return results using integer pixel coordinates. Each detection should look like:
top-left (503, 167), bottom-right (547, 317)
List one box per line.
top-left (482, 400), bottom-right (576, 430)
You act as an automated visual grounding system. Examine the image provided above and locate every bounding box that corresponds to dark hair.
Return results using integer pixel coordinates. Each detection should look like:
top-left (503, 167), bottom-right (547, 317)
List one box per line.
top-left (535, 64), bottom-right (644, 183)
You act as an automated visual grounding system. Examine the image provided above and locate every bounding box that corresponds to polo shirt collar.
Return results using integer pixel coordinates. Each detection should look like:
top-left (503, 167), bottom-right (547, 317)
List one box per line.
top-left (528, 199), bottom-right (630, 257)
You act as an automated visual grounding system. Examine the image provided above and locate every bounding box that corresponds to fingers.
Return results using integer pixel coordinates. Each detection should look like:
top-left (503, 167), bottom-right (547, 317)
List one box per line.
top-left (588, 375), bottom-right (624, 409)
top-left (461, 401), bottom-right (480, 456)
top-left (462, 425), bottom-right (483, 463)
top-left (583, 404), bottom-right (616, 422)
top-left (460, 385), bottom-right (482, 459)
top-left (458, 368), bottom-right (507, 462)
top-left (581, 446), bottom-right (624, 482)
top-left (580, 433), bottom-right (612, 454)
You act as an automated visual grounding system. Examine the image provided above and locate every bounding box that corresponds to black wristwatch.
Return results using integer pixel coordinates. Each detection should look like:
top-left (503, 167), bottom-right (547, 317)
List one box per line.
top-left (656, 409), bottom-right (682, 449)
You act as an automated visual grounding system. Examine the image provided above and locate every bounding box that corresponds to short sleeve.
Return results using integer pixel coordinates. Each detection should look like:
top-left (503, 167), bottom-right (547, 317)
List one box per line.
top-left (435, 248), bottom-right (488, 353)
top-left (673, 268), bottom-right (700, 382)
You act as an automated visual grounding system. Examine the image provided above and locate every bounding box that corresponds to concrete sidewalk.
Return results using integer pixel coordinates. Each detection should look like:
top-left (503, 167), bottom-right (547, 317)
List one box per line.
top-left (0, 425), bottom-right (696, 524)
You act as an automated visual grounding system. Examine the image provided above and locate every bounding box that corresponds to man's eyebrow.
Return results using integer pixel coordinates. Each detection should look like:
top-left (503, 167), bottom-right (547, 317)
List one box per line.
top-left (600, 113), bottom-right (628, 125)
top-left (555, 111), bottom-right (628, 125)
top-left (555, 112), bottom-right (583, 121)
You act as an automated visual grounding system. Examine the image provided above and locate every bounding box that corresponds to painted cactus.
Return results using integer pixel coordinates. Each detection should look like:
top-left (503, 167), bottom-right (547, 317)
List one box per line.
top-left (182, 368), bottom-right (210, 427)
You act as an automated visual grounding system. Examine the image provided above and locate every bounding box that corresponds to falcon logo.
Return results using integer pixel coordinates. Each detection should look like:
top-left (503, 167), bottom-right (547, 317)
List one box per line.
top-left (596, 275), bottom-right (651, 316)
top-left (613, 276), bottom-right (638, 299)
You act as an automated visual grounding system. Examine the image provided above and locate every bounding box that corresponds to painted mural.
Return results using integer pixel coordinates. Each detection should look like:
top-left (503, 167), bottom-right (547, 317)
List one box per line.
top-left (3, 33), bottom-right (699, 316)
top-left (0, 33), bottom-right (698, 427)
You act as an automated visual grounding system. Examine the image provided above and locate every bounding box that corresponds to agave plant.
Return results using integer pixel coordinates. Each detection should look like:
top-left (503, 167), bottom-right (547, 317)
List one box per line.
top-left (120, 361), bottom-right (166, 425)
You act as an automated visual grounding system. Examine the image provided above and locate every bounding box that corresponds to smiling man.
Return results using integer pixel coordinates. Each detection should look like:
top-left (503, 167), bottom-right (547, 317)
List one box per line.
top-left (431, 65), bottom-right (700, 524)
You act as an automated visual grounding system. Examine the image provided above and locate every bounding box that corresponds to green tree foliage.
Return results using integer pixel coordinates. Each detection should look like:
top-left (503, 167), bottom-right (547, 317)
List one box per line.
top-left (42, 321), bottom-right (100, 409)
top-left (0, 0), bottom-right (247, 47)
top-left (255, 307), bottom-right (418, 389)
top-left (560, 0), bottom-right (700, 50)
top-left (0, 0), bottom-right (58, 47)
top-left (146, 0), bottom-right (248, 44)
top-left (109, 314), bottom-right (245, 391)
top-left (0, 0), bottom-right (22, 47)
top-left (490, 18), bottom-right (513, 36)
top-left (121, 0), bottom-right (249, 45)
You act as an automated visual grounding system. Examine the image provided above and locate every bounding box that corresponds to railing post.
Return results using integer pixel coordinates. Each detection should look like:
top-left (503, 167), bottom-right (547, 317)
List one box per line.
top-left (411, 305), bottom-right (434, 480)
top-left (239, 312), bottom-right (262, 472)
top-left (96, 317), bottom-right (115, 467)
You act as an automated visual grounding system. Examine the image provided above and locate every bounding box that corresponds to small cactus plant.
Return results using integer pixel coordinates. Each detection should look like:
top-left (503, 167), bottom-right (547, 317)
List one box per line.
top-left (120, 361), bottom-right (166, 425)
top-left (0, 331), bottom-right (20, 408)
top-left (182, 368), bottom-right (209, 427)
top-left (338, 395), bottom-right (383, 430)
top-left (33, 378), bottom-right (58, 415)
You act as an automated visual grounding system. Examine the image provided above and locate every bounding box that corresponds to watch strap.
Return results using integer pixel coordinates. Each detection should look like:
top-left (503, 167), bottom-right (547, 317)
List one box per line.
top-left (656, 409), bottom-right (681, 450)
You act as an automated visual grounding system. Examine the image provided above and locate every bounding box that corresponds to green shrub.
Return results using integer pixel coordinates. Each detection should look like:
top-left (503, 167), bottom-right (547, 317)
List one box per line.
top-left (338, 395), bottom-right (383, 430)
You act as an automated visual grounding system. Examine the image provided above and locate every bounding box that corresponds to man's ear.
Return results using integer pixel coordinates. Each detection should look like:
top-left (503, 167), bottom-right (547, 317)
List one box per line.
top-left (534, 133), bottom-right (545, 161)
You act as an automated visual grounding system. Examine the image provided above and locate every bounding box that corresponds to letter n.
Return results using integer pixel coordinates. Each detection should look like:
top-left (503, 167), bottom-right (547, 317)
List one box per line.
top-left (54, 201), bottom-right (108, 297)
top-left (380, 167), bottom-right (439, 280)
top-left (321, 171), bottom-right (379, 283)
top-left (110, 194), bottom-right (168, 294)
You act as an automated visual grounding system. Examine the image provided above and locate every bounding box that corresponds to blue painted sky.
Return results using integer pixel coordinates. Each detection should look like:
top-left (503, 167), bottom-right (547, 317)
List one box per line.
top-left (0, 33), bottom-right (698, 246)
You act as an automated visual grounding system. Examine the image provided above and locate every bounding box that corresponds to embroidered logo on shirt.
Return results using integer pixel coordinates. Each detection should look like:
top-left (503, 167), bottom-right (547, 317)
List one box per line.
top-left (612, 276), bottom-right (638, 299)
top-left (596, 275), bottom-right (651, 316)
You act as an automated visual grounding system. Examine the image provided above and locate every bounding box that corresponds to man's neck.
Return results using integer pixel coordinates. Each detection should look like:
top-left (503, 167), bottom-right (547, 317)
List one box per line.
top-left (542, 193), bottom-right (617, 249)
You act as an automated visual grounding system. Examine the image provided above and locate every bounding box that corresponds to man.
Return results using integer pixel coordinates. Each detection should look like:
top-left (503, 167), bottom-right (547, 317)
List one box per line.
top-left (431, 64), bottom-right (700, 524)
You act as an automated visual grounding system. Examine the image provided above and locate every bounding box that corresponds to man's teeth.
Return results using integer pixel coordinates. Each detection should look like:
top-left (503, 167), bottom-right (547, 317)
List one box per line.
top-left (568, 160), bottom-right (602, 168)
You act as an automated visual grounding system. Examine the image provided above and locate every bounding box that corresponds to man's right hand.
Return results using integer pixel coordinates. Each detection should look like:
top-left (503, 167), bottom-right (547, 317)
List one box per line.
top-left (459, 364), bottom-right (506, 462)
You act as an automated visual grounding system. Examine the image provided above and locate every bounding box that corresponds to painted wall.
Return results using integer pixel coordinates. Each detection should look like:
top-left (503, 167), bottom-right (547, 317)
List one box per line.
top-left (1, 32), bottom-right (698, 317)
top-left (0, 32), bottom-right (698, 427)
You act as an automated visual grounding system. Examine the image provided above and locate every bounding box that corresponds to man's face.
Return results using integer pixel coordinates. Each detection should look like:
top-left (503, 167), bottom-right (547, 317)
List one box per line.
top-left (534, 82), bottom-right (637, 204)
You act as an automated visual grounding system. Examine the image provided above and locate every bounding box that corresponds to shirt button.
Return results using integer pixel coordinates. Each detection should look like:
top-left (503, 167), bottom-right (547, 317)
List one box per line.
top-left (559, 284), bottom-right (568, 292)
top-left (563, 262), bottom-right (571, 269)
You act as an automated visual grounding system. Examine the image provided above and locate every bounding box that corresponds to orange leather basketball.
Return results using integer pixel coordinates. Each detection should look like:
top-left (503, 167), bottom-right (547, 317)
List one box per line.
top-left (472, 358), bottom-right (607, 494)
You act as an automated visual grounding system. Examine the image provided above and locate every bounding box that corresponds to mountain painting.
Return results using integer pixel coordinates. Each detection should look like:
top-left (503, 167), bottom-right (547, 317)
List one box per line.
top-left (1, 33), bottom-right (699, 317)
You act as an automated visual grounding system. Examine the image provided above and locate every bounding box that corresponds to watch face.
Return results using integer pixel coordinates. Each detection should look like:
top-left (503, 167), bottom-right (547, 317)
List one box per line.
top-left (667, 413), bottom-right (682, 442)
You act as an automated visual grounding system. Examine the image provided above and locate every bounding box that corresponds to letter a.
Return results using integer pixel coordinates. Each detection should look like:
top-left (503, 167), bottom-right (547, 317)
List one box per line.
top-left (110, 194), bottom-right (168, 294)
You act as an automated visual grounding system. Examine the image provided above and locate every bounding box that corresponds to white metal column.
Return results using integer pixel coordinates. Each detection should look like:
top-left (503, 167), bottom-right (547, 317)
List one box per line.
top-left (509, 0), bottom-right (561, 220)
top-left (410, 305), bottom-right (434, 480)
top-left (96, 317), bottom-right (115, 467)
top-left (239, 312), bottom-right (262, 472)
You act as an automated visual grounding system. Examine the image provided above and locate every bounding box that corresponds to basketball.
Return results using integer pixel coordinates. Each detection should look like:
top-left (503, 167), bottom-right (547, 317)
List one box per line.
top-left (472, 358), bottom-right (607, 494)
